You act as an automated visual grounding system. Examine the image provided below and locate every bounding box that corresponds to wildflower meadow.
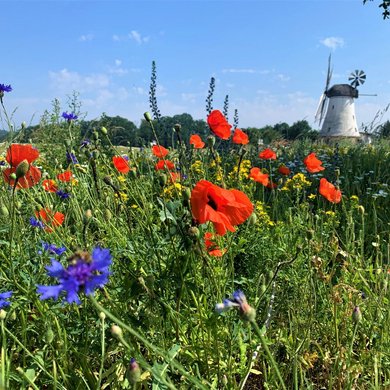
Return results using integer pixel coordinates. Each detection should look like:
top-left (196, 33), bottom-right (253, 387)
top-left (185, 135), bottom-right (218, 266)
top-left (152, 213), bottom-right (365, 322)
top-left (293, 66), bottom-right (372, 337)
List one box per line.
top-left (0, 80), bottom-right (389, 389)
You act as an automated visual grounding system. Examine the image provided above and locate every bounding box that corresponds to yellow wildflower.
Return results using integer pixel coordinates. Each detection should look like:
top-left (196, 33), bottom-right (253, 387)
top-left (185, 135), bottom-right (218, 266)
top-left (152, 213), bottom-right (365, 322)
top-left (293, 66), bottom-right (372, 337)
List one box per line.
top-left (308, 193), bottom-right (316, 200)
top-left (190, 160), bottom-right (203, 174)
top-left (117, 175), bottom-right (126, 184)
top-left (282, 173), bottom-right (311, 191)
top-left (163, 183), bottom-right (183, 199)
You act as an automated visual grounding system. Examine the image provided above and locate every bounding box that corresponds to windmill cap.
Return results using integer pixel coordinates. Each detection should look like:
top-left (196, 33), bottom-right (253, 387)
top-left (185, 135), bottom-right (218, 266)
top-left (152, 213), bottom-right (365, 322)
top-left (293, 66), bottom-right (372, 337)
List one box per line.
top-left (326, 84), bottom-right (358, 98)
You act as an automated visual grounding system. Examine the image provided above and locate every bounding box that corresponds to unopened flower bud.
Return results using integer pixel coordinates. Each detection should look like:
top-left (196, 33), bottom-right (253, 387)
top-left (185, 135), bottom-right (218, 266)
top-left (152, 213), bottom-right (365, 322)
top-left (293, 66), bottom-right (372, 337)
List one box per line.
top-left (144, 112), bottom-right (153, 123)
top-left (247, 212), bottom-right (257, 226)
top-left (99, 312), bottom-right (106, 320)
top-left (0, 205), bottom-right (9, 218)
top-left (183, 187), bottom-right (191, 201)
top-left (111, 324), bottom-right (123, 338)
top-left (358, 205), bottom-right (365, 215)
top-left (352, 306), bottom-right (362, 324)
top-left (10, 173), bottom-right (17, 180)
top-left (21, 121), bottom-right (27, 129)
top-left (207, 135), bottom-right (216, 147)
top-left (15, 159), bottom-right (29, 178)
top-left (188, 226), bottom-right (200, 239)
top-left (83, 209), bottom-right (92, 224)
top-left (93, 131), bottom-right (99, 141)
top-left (126, 358), bottom-right (141, 384)
top-left (158, 173), bottom-right (167, 186)
top-left (173, 123), bottom-right (182, 132)
top-left (104, 209), bottom-right (112, 221)
top-left (101, 126), bottom-right (108, 135)
top-left (45, 328), bottom-right (54, 344)
top-left (0, 309), bottom-right (7, 320)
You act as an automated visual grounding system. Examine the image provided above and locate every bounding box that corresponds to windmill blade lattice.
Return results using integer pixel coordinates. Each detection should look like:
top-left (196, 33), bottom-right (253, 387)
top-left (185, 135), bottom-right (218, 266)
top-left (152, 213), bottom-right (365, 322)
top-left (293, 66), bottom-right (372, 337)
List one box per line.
top-left (349, 70), bottom-right (366, 88)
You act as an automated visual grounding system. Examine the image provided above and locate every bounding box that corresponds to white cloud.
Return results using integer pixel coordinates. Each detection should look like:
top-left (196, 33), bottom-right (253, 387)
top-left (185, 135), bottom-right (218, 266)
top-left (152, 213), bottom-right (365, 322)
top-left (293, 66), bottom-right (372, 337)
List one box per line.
top-left (129, 30), bottom-right (149, 44)
top-left (320, 37), bottom-right (345, 50)
top-left (112, 34), bottom-right (121, 42)
top-left (49, 69), bottom-right (110, 93)
top-left (79, 34), bottom-right (94, 42)
top-left (276, 73), bottom-right (290, 82)
top-left (222, 68), bottom-right (257, 74)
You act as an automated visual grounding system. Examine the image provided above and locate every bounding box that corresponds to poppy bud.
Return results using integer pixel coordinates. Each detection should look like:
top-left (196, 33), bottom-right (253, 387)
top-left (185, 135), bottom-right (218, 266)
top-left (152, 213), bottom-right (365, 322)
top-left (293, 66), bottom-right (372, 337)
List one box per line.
top-left (111, 324), bottom-right (123, 338)
top-left (93, 131), bottom-right (99, 141)
top-left (144, 112), bottom-right (153, 123)
top-left (173, 123), bottom-right (182, 132)
top-left (104, 209), bottom-right (112, 221)
top-left (15, 159), bottom-right (29, 178)
top-left (158, 173), bottom-right (167, 186)
top-left (10, 311), bottom-right (16, 321)
top-left (188, 226), bottom-right (200, 239)
top-left (358, 205), bottom-right (365, 215)
top-left (0, 205), bottom-right (9, 218)
top-left (45, 327), bottom-right (54, 344)
top-left (101, 126), bottom-right (108, 135)
top-left (222, 375), bottom-right (228, 386)
top-left (183, 187), bottom-right (191, 201)
top-left (207, 135), bottom-right (216, 147)
top-left (21, 121), bottom-right (27, 129)
top-left (247, 212), bottom-right (257, 226)
top-left (84, 209), bottom-right (92, 224)
top-left (126, 358), bottom-right (141, 384)
top-left (99, 312), bottom-right (106, 320)
top-left (352, 306), bottom-right (362, 323)
top-left (9, 173), bottom-right (17, 181)
top-left (0, 309), bottom-right (6, 320)
top-left (64, 140), bottom-right (71, 148)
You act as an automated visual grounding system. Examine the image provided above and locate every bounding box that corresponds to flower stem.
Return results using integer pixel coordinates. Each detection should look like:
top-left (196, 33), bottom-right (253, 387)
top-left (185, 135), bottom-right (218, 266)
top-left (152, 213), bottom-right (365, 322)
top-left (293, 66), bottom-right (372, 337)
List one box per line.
top-left (249, 320), bottom-right (287, 390)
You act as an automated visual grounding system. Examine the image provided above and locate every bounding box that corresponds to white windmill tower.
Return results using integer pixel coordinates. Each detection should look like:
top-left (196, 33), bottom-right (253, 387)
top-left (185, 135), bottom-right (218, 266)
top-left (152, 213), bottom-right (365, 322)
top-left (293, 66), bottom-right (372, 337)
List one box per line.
top-left (315, 57), bottom-right (366, 139)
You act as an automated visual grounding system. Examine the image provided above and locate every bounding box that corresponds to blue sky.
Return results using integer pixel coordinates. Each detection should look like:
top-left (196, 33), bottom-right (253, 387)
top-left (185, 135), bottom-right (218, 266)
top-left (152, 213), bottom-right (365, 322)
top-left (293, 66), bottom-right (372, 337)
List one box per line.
top-left (1, 0), bottom-right (390, 130)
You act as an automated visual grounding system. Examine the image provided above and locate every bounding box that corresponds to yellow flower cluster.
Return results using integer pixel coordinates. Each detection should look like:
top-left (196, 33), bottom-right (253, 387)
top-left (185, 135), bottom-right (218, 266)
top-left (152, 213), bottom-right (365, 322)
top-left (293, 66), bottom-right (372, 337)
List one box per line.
top-left (228, 159), bottom-right (251, 180)
top-left (282, 173), bottom-right (311, 191)
top-left (190, 160), bottom-right (203, 175)
top-left (255, 201), bottom-right (275, 227)
top-left (163, 182), bottom-right (183, 199)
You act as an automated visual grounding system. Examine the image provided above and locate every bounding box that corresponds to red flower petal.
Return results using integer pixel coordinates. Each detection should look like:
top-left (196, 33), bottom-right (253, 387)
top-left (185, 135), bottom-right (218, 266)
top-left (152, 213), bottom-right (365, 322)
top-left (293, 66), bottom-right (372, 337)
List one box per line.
top-left (304, 153), bottom-right (325, 173)
top-left (189, 134), bottom-right (205, 149)
top-left (112, 156), bottom-right (130, 174)
top-left (6, 144), bottom-right (40, 166)
top-left (152, 145), bottom-right (169, 158)
top-left (3, 166), bottom-right (41, 189)
top-left (207, 110), bottom-right (232, 140)
top-left (232, 128), bottom-right (249, 145)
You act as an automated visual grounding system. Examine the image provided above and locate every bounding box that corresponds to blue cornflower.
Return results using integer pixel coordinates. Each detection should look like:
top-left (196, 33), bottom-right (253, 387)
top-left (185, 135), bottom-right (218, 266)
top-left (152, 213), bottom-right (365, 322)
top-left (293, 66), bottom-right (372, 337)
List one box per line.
top-left (37, 247), bottom-right (112, 304)
top-left (62, 112), bottom-right (78, 122)
top-left (30, 217), bottom-right (45, 229)
top-left (39, 242), bottom-right (66, 256)
top-left (0, 291), bottom-right (13, 309)
top-left (66, 152), bottom-right (78, 164)
top-left (0, 84), bottom-right (12, 93)
top-left (56, 190), bottom-right (71, 200)
top-left (80, 139), bottom-right (91, 149)
top-left (215, 290), bottom-right (256, 321)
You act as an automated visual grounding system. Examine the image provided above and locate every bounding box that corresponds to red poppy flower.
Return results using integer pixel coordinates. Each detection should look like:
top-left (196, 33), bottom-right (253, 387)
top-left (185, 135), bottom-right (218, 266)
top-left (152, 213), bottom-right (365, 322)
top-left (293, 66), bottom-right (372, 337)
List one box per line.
top-left (57, 170), bottom-right (73, 182)
top-left (35, 208), bottom-right (65, 232)
top-left (207, 110), bottom-right (232, 140)
top-left (190, 180), bottom-right (253, 236)
top-left (204, 232), bottom-right (225, 257)
top-left (278, 165), bottom-right (291, 176)
top-left (152, 145), bottom-right (169, 158)
top-left (232, 128), bottom-right (249, 145)
top-left (155, 159), bottom-right (175, 171)
top-left (259, 148), bottom-right (277, 160)
top-left (189, 134), bottom-right (205, 149)
top-left (3, 143), bottom-right (41, 189)
top-left (249, 167), bottom-right (269, 186)
top-left (42, 179), bottom-right (58, 193)
top-left (304, 152), bottom-right (325, 173)
top-left (319, 178), bottom-right (342, 203)
top-left (112, 156), bottom-right (130, 174)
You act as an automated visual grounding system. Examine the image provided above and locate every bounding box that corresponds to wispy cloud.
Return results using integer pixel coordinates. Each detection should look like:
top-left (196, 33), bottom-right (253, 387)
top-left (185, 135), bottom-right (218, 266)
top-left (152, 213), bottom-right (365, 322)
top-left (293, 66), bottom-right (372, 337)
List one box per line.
top-left (320, 37), bottom-right (344, 50)
top-left (222, 68), bottom-right (257, 74)
top-left (49, 69), bottom-right (110, 93)
top-left (79, 34), bottom-right (94, 42)
top-left (129, 30), bottom-right (149, 44)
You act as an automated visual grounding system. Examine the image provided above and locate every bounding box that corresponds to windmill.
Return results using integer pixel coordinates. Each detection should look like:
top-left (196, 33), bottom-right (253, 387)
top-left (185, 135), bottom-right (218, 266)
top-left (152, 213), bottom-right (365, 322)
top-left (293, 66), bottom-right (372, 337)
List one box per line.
top-left (315, 56), bottom-right (366, 139)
